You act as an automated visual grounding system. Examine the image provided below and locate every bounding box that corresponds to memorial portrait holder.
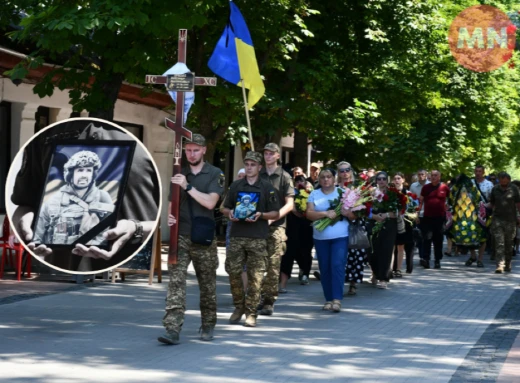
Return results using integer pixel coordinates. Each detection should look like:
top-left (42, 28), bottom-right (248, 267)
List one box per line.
top-left (31, 140), bottom-right (136, 250)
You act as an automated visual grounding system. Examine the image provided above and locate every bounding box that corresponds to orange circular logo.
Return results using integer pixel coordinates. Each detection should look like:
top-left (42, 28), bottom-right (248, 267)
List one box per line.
top-left (449, 5), bottom-right (516, 72)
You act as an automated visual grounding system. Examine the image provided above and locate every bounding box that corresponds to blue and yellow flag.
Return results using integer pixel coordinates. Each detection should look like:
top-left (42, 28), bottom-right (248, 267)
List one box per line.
top-left (208, 1), bottom-right (265, 108)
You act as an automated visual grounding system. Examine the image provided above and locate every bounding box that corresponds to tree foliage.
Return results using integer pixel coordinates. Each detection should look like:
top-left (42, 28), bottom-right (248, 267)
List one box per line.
top-left (4, 0), bottom-right (520, 175)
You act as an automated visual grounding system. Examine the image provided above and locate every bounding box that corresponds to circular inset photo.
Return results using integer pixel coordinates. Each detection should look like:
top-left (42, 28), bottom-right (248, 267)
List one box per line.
top-left (5, 118), bottom-right (162, 274)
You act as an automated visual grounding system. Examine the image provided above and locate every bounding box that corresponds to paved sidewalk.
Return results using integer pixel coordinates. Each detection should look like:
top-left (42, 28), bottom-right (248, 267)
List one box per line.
top-left (1, 251), bottom-right (520, 383)
top-left (496, 332), bottom-right (520, 383)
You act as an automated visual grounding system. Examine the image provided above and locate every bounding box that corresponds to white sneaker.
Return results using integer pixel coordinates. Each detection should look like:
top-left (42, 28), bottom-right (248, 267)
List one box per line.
top-left (378, 281), bottom-right (388, 289)
top-left (300, 275), bottom-right (309, 285)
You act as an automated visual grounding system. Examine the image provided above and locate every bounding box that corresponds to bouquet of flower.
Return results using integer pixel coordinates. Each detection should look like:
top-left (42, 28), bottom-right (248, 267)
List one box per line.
top-left (312, 188), bottom-right (344, 231)
top-left (403, 191), bottom-right (419, 224)
top-left (294, 183), bottom-right (313, 216)
top-left (341, 184), bottom-right (374, 218)
top-left (371, 187), bottom-right (408, 237)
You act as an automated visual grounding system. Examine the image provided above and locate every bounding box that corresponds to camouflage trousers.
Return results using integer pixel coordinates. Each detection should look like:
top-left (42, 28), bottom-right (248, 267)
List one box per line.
top-left (162, 235), bottom-right (219, 333)
top-left (491, 219), bottom-right (516, 268)
top-left (225, 237), bottom-right (267, 317)
top-left (261, 226), bottom-right (286, 306)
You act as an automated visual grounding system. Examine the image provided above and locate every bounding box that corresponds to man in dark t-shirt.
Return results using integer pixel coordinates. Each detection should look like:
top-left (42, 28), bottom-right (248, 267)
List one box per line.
top-left (419, 169), bottom-right (450, 269)
top-left (258, 143), bottom-right (294, 316)
top-left (160, 134), bottom-right (224, 345)
top-left (222, 151), bottom-right (280, 328)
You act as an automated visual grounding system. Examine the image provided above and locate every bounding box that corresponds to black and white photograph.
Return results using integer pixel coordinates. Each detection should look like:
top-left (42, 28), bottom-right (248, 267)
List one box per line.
top-left (6, 118), bottom-right (162, 274)
top-left (32, 141), bottom-right (135, 248)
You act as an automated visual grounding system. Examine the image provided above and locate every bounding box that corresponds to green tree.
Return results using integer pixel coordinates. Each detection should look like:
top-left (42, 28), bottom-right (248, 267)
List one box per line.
top-left (254, 0), bottom-right (520, 177)
top-left (4, 0), bottom-right (317, 161)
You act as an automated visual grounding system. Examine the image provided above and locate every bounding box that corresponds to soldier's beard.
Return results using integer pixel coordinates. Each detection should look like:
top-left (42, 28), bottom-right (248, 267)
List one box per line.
top-left (73, 179), bottom-right (91, 189)
top-left (188, 158), bottom-right (202, 166)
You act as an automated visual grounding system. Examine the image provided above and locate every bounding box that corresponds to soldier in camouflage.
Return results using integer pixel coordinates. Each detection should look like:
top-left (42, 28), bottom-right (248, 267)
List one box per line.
top-left (258, 143), bottom-right (294, 316)
top-left (158, 134), bottom-right (224, 345)
top-left (222, 151), bottom-right (280, 327)
top-left (489, 172), bottom-right (520, 273)
top-left (33, 150), bottom-right (114, 246)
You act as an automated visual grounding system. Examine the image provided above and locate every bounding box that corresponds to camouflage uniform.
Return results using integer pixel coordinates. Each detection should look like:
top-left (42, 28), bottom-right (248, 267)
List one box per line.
top-left (162, 134), bottom-right (225, 336)
top-left (224, 151), bottom-right (280, 322)
top-left (491, 219), bottom-right (516, 268)
top-left (490, 182), bottom-right (520, 269)
top-left (225, 237), bottom-right (267, 317)
top-left (33, 184), bottom-right (113, 246)
top-left (163, 235), bottom-right (219, 332)
top-left (259, 145), bottom-right (294, 308)
top-left (262, 226), bottom-right (287, 306)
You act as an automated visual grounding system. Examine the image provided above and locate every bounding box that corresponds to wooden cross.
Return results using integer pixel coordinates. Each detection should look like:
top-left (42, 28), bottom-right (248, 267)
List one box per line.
top-left (145, 29), bottom-right (217, 264)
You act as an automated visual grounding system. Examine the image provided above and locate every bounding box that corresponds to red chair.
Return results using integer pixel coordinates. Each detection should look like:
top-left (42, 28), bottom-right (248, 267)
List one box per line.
top-left (0, 216), bottom-right (31, 281)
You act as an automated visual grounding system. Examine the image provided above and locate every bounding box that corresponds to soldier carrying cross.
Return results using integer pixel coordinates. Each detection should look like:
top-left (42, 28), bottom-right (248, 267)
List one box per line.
top-left (149, 30), bottom-right (224, 345)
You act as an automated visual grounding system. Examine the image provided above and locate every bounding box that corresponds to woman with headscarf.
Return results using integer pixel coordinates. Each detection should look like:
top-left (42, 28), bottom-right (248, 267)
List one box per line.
top-left (368, 171), bottom-right (398, 289)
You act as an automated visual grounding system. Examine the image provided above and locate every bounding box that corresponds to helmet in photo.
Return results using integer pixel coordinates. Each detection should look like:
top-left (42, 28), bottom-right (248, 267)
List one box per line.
top-left (241, 194), bottom-right (252, 202)
top-left (63, 151), bottom-right (102, 184)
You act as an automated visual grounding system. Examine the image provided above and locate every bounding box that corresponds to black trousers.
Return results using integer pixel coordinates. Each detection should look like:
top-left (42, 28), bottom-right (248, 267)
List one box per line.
top-left (281, 214), bottom-right (314, 278)
top-left (421, 216), bottom-right (445, 262)
top-left (369, 218), bottom-right (397, 282)
top-left (393, 242), bottom-right (415, 273)
top-left (416, 218), bottom-right (425, 259)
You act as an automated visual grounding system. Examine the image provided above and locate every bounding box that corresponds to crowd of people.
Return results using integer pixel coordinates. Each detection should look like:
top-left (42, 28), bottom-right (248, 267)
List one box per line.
top-left (158, 135), bottom-right (520, 345)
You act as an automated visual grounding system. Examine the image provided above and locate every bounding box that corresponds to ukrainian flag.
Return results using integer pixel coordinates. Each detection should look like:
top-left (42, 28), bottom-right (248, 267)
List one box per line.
top-left (208, 1), bottom-right (265, 108)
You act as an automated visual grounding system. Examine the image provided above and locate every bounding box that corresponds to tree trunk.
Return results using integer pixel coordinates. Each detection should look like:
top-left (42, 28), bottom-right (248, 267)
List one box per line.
top-left (293, 129), bottom-right (309, 170)
top-left (87, 73), bottom-right (125, 121)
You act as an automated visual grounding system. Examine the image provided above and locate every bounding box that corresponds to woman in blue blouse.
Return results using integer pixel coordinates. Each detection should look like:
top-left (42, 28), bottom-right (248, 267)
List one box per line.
top-left (306, 169), bottom-right (355, 312)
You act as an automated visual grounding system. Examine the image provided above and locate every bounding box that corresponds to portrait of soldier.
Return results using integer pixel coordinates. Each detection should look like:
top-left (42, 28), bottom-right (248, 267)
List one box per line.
top-left (33, 150), bottom-right (114, 246)
top-left (234, 194), bottom-right (257, 220)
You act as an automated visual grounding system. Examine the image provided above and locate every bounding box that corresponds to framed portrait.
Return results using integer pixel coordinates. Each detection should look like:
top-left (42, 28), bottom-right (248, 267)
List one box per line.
top-left (31, 140), bottom-right (136, 250)
top-left (234, 191), bottom-right (260, 220)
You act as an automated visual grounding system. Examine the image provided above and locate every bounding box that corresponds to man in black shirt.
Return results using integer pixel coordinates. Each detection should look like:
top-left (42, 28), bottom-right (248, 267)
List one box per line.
top-left (159, 134), bottom-right (224, 344)
top-left (222, 151), bottom-right (280, 327)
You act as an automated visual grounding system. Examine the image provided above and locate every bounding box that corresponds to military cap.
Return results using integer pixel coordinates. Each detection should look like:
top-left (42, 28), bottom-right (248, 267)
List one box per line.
top-left (188, 134), bottom-right (206, 146)
top-left (263, 143), bottom-right (280, 153)
top-left (244, 151), bottom-right (263, 163)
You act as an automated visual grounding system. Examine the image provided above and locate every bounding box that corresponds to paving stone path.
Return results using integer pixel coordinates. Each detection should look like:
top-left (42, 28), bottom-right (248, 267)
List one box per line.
top-left (0, 250), bottom-right (519, 383)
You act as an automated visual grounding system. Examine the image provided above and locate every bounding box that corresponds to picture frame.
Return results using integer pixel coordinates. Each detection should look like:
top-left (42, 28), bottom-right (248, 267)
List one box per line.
top-left (31, 140), bottom-right (136, 250)
top-left (234, 191), bottom-right (259, 220)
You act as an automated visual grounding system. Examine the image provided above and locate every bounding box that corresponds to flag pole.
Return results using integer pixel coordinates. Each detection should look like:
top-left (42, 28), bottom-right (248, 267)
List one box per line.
top-left (241, 79), bottom-right (255, 152)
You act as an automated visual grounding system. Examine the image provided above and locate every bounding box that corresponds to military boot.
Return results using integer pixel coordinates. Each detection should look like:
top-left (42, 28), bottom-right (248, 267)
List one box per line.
top-left (199, 326), bottom-right (214, 341)
top-left (244, 315), bottom-right (257, 327)
top-left (256, 296), bottom-right (265, 311)
top-left (229, 307), bottom-right (245, 324)
top-left (505, 261), bottom-right (512, 272)
top-left (157, 330), bottom-right (180, 345)
top-left (259, 305), bottom-right (274, 316)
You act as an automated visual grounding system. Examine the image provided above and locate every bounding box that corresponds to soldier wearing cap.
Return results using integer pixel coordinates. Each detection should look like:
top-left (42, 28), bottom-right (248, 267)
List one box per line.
top-left (257, 143), bottom-right (294, 316)
top-left (307, 162), bottom-right (321, 189)
top-left (222, 151), bottom-right (280, 327)
top-left (159, 133), bottom-right (225, 345)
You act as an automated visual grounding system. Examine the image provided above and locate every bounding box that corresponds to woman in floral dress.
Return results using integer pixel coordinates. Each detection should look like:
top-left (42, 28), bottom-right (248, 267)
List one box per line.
top-left (336, 161), bottom-right (367, 296)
